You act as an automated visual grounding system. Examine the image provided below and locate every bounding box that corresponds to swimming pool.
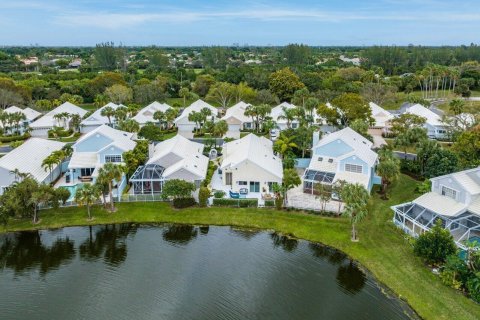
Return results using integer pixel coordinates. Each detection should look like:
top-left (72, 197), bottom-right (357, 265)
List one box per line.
top-left (61, 184), bottom-right (83, 202)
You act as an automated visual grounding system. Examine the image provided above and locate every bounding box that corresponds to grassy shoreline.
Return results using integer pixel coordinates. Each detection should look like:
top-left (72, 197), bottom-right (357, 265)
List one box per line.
top-left (1, 175), bottom-right (479, 319)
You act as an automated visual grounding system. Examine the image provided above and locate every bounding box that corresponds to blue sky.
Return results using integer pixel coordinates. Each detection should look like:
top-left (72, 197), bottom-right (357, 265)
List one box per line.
top-left (1, 0), bottom-right (479, 46)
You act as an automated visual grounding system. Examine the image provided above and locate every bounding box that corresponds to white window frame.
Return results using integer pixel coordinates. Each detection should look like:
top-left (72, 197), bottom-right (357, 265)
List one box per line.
top-left (345, 163), bottom-right (363, 174)
top-left (441, 185), bottom-right (457, 200)
top-left (105, 154), bottom-right (122, 163)
top-left (238, 181), bottom-right (247, 186)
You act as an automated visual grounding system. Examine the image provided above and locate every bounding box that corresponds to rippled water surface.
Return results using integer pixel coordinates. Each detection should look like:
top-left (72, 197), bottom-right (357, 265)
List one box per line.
top-left (0, 224), bottom-right (416, 320)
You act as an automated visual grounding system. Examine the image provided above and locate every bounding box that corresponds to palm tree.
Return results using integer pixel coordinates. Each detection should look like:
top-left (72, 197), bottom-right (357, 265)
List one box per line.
top-left (277, 107), bottom-right (297, 129)
top-left (213, 120), bottom-right (228, 137)
top-left (30, 184), bottom-right (54, 224)
top-left (42, 154), bottom-right (57, 183)
top-left (376, 156), bottom-right (400, 199)
top-left (274, 133), bottom-right (298, 158)
top-left (118, 119), bottom-right (140, 133)
top-left (97, 163), bottom-right (125, 212)
top-left (179, 87), bottom-right (190, 108)
top-left (340, 183), bottom-right (369, 241)
top-left (70, 114), bottom-right (82, 132)
top-left (165, 108), bottom-right (178, 129)
top-left (75, 184), bottom-right (102, 220)
top-left (449, 99), bottom-right (465, 116)
top-left (94, 94), bottom-right (108, 109)
top-left (100, 106), bottom-right (116, 125)
top-left (153, 110), bottom-right (166, 129)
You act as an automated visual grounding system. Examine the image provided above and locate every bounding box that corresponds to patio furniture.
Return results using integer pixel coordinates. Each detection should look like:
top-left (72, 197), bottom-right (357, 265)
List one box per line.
top-left (239, 188), bottom-right (248, 195)
top-left (262, 193), bottom-right (274, 200)
top-left (229, 190), bottom-right (240, 199)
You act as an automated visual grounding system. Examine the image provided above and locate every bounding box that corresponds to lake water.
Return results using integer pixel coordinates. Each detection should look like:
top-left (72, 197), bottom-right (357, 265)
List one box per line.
top-left (0, 224), bottom-right (417, 320)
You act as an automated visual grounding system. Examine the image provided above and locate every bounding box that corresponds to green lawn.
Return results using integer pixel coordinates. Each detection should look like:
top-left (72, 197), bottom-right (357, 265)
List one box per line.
top-left (1, 175), bottom-right (479, 319)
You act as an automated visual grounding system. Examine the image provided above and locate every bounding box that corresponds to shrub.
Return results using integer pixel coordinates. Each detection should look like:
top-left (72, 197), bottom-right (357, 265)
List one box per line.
top-left (48, 128), bottom-right (72, 138)
top-left (162, 179), bottom-right (196, 199)
top-left (172, 197), bottom-right (196, 209)
top-left (413, 220), bottom-right (457, 265)
top-left (0, 133), bottom-right (30, 143)
top-left (202, 162), bottom-right (218, 187)
top-left (198, 187), bottom-right (211, 207)
top-left (264, 200), bottom-right (275, 207)
top-left (467, 276), bottom-right (480, 303)
top-left (400, 159), bottom-right (421, 175)
top-left (212, 198), bottom-right (258, 207)
top-left (213, 190), bottom-right (225, 199)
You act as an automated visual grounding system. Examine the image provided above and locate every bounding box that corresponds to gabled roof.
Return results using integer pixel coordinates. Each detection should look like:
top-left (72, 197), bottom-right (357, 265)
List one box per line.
top-left (30, 102), bottom-right (87, 128)
top-left (431, 167), bottom-right (480, 195)
top-left (221, 101), bottom-right (252, 124)
top-left (81, 102), bottom-right (125, 127)
top-left (147, 134), bottom-right (208, 179)
top-left (314, 127), bottom-right (377, 167)
top-left (221, 133), bottom-right (283, 179)
top-left (270, 102), bottom-right (297, 123)
top-left (4, 106), bottom-right (42, 122)
top-left (0, 138), bottom-right (65, 183)
top-left (413, 192), bottom-right (467, 217)
top-left (405, 104), bottom-right (444, 127)
top-left (174, 99), bottom-right (218, 124)
top-left (73, 124), bottom-right (136, 152)
top-left (132, 101), bottom-right (172, 124)
top-left (369, 102), bottom-right (393, 128)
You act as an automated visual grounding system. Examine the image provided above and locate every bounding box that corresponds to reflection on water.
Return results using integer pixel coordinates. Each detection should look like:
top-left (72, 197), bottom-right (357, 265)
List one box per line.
top-left (0, 224), bottom-right (416, 320)
top-left (0, 231), bottom-right (75, 275)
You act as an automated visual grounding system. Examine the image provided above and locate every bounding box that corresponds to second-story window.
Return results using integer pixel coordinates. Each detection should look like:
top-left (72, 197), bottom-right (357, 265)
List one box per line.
top-left (105, 155), bottom-right (122, 163)
top-left (441, 186), bottom-right (457, 200)
top-left (345, 163), bottom-right (362, 174)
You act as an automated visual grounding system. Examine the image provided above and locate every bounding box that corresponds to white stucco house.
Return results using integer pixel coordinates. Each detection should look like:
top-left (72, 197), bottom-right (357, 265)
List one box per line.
top-left (132, 101), bottom-right (172, 127)
top-left (64, 125), bottom-right (136, 198)
top-left (174, 99), bottom-right (218, 138)
top-left (215, 133), bottom-right (283, 197)
top-left (392, 167), bottom-right (480, 250)
top-left (0, 138), bottom-right (66, 194)
top-left (304, 127), bottom-right (381, 194)
top-left (369, 102), bottom-right (394, 132)
top-left (130, 134), bottom-right (209, 195)
top-left (404, 104), bottom-right (449, 139)
top-left (1, 106), bottom-right (41, 134)
top-left (270, 102), bottom-right (299, 130)
top-left (221, 101), bottom-right (254, 139)
top-left (80, 102), bottom-right (125, 133)
top-left (30, 102), bottom-right (88, 137)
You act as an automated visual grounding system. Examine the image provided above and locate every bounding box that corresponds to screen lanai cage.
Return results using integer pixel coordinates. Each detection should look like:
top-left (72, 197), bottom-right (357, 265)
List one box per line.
top-left (303, 169), bottom-right (336, 195)
top-left (130, 164), bottom-right (165, 195)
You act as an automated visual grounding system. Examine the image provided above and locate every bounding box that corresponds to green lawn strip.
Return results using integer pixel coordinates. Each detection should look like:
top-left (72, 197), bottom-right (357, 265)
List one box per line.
top-left (1, 175), bottom-right (479, 319)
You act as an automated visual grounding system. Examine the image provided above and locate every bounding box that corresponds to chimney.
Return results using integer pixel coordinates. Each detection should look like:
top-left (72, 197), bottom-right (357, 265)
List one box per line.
top-left (312, 130), bottom-right (320, 147)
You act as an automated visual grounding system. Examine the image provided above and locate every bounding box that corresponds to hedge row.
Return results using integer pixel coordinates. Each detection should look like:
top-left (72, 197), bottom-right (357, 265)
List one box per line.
top-left (212, 198), bottom-right (258, 207)
top-left (172, 197), bottom-right (196, 208)
top-left (48, 128), bottom-right (73, 138)
top-left (264, 200), bottom-right (275, 207)
top-left (0, 133), bottom-right (30, 143)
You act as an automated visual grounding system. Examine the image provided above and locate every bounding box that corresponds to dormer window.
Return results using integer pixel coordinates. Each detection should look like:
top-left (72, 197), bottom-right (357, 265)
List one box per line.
top-left (318, 157), bottom-right (323, 162)
top-left (441, 186), bottom-right (457, 200)
top-left (328, 159), bottom-right (333, 163)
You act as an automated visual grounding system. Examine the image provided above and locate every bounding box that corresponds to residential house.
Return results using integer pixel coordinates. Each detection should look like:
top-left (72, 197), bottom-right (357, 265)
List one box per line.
top-left (270, 102), bottom-right (299, 130)
top-left (66, 125), bottom-right (136, 198)
top-left (221, 101), bottom-right (254, 139)
top-left (215, 134), bottom-right (283, 197)
top-left (174, 99), bottom-right (218, 138)
top-left (81, 102), bottom-right (125, 133)
top-left (132, 101), bottom-right (172, 127)
top-left (404, 104), bottom-right (448, 139)
top-left (130, 134), bottom-right (208, 195)
top-left (369, 102), bottom-right (394, 133)
top-left (304, 127), bottom-right (381, 194)
top-left (392, 168), bottom-right (480, 250)
top-left (1, 106), bottom-right (41, 134)
top-left (30, 102), bottom-right (87, 137)
top-left (0, 138), bottom-right (65, 194)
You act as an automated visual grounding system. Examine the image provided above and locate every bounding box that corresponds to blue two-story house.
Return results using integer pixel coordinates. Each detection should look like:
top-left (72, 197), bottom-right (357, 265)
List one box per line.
top-left (304, 127), bottom-right (381, 195)
top-left (66, 125), bottom-right (136, 199)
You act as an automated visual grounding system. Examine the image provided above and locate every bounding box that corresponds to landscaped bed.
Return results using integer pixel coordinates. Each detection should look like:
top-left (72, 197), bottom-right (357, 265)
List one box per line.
top-left (1, 175), bottom-right (479, 319)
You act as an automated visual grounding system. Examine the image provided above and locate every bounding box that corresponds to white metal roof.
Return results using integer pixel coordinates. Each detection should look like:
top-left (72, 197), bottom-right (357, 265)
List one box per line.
top-left (174, 99), bottom-right (218, 124)
top-left (81, 102), bottom-right (124, 127)
top-left (4, 106), bottom-right (42, 122)
top-left (0, 138), bottom-right (65, 182)
top-left (30, 102), bottom-right (87, 129)
top-left (314, 127), bottom-right (378, 167)
top-left (333, 171), bottom-right (370, 189)
top-left (413, 192), bottom-right (467, 217)
top-left (221, 101), bottom-right (252, 124)
top-left (74, 124), bottom-right (136, 152)
top-left (270, 102), bottom-right (297, 123)
top-left (68, 152), bottom-right (98, 168)
top-left (369, 102), bottom-right (393, 128)
top-left (132, 101), bottom-right (172, 124)
top-left (405, 104), bottom-right (444, 127)
top-left (147, 134), bottom-right (208, 179)
top-left (221, 133), bottom-right (283, 179)
top-left (431, 167), bottom-right (480, 195)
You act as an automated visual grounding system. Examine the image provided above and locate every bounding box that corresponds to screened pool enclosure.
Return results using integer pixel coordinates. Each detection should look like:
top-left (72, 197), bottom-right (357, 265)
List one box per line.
top-left (303, 169), bottom-right (335, 195)
top-left (130, 164), bottom-right (165, 195)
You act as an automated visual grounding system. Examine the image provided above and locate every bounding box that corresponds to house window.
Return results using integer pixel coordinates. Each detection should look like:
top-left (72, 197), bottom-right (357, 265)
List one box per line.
top-left (249, 181), bottom-right (260, 192)
top-left (105, 155), bottom-right (122, 163)
top-left (345, 163), bottom-right (362, 174)
top-left (268, 182), bottom-right (276, 193)
top-left (328, 158), bottom-right (333, 163)
top-left (441, 186), bottom-right (457, 200)
top-left (238, 181), bottom-right (247, 186)
top-left (318, 157), bottom-right (323, 162)
top-left (80, 168), bottom-right (94, 177)
top-left (292, 123), bottom-right (298, 129)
